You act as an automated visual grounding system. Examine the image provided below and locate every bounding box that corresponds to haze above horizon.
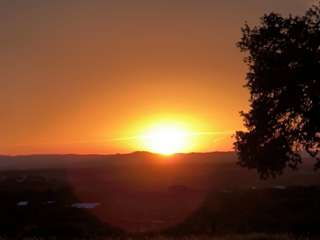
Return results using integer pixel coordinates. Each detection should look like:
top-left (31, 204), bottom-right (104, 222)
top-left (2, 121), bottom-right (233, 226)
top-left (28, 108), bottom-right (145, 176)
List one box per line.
top-left (0, 0), bottom-right (313, 154)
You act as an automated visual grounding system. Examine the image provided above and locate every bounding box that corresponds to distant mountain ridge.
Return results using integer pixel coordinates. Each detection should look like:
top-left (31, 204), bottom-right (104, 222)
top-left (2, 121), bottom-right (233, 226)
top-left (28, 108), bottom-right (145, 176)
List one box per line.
top-left (0, 151), bottom-right (237, 170)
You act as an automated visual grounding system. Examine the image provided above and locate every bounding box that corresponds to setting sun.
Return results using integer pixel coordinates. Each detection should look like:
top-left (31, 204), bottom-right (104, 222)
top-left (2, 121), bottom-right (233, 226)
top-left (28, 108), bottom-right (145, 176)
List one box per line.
top-left (140, 124), bottom-right (190, 155)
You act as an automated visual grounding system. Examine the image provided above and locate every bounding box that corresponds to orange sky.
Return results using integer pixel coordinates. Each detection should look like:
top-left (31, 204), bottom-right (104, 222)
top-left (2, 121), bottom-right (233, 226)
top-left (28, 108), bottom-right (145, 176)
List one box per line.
top-left (0, 0), bottom-right (313, 154)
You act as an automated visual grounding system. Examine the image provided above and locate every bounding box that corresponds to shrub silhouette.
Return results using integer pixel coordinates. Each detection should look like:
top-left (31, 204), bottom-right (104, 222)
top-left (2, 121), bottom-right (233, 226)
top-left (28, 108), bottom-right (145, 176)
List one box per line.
top-left (235, 2), bottom-right (320, 178)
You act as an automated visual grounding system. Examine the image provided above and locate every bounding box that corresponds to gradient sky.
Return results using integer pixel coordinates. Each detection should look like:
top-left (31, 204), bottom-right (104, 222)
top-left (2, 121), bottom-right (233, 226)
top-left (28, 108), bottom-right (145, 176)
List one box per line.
top-left (0, 0), bottom-right (315, 154)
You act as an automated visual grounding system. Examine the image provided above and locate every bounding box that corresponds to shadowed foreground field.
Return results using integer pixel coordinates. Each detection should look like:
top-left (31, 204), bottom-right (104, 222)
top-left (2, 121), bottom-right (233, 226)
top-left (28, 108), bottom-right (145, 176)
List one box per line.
top-left (0, 152), bottom-right (319, 239)
top-left (0, 234), bottom-right (313, 240)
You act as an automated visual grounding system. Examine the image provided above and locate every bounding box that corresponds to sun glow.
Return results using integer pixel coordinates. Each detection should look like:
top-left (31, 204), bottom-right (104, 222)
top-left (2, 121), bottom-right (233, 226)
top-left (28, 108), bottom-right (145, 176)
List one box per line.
top-left (140, 123), bottom-right (191, 155)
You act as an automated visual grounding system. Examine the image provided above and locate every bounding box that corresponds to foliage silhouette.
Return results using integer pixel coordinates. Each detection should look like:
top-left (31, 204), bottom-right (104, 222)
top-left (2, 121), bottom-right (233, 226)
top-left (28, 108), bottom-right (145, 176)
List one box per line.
top-left (234, 3), bottom-right (320, 178)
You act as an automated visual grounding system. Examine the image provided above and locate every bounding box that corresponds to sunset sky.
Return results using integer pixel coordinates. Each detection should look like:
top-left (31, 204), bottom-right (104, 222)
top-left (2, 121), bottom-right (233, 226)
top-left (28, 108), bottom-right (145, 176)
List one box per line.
top-left (1, 0), bottom-right (314, 154)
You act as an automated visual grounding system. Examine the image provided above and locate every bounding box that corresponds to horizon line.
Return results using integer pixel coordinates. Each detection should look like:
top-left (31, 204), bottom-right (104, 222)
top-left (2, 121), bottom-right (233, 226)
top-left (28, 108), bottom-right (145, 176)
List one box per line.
top-left (0, 150), bottom-right (236, 157)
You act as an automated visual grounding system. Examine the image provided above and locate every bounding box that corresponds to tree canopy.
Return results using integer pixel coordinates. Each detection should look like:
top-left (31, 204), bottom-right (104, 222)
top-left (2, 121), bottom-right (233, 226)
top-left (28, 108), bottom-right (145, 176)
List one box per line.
top-left (234, 3), bottom-right (320, 178)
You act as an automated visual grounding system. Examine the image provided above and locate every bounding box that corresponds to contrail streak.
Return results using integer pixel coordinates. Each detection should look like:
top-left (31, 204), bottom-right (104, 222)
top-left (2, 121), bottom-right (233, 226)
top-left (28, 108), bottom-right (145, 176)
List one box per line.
top-left (19, 131), bottom-right (235, 146)
top-left (109, 130), bottom-right (234, 142)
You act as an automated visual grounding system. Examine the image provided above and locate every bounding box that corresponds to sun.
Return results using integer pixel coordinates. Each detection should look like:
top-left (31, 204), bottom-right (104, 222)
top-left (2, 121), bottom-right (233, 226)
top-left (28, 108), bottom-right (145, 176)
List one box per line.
top-left (140, 124), bottom-right (190, 155)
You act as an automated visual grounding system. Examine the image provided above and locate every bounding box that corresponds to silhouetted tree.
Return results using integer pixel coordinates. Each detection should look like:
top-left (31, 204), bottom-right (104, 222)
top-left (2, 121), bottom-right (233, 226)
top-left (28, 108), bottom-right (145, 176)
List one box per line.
top-left (234, 3), bottom-right (320, 178)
